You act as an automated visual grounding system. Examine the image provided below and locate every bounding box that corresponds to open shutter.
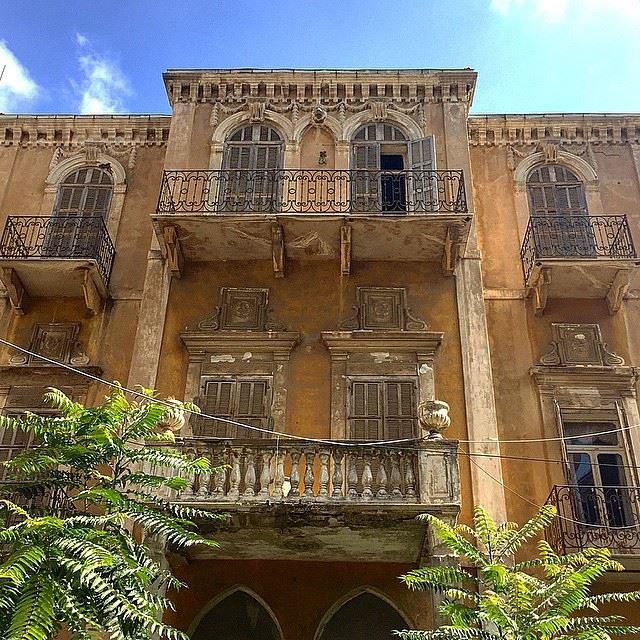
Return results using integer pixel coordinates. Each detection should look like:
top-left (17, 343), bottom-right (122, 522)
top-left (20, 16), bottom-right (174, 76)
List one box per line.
top-left (409, 136), bottom-right (437, 212)
top-left (352, 143), bottom-right (380, 212)
top-left (235, 380), bottom-right (270, 438)
top-left (349, 381), bottom-right (382, 440)
top-left (195, 380), bottom-right (235, 437)
top-left (384, 381), bottom-right (416, 439)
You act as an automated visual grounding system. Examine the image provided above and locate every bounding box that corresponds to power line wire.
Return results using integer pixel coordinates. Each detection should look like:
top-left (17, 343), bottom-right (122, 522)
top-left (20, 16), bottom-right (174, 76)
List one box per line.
top-left (1, 337), bottom-right (640, 448)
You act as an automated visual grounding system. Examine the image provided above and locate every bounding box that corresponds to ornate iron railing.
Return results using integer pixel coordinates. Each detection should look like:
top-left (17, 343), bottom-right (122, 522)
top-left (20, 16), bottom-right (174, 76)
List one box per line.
top-left (157, 169), bottom-right (467, 214)
top-left (545, 485), bottom-right (640, 555)
top-left (145, 438), bottom-right (425, 504)
top-left (521, 215), bottom-right (636, 283)
top-left (0, 216), bottom-right (115, 283)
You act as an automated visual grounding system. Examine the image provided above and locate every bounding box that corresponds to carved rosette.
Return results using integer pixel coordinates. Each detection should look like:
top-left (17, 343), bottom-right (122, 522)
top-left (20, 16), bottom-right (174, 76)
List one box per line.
top-left (418, 400), bottom-right (451, 440)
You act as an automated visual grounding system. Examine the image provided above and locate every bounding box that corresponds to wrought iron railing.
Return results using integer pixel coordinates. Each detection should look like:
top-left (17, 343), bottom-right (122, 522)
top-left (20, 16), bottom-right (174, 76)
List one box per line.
top-left (521, 215), bottom-right (637, 283)
top-left (545, 485), bottom-right (640, 555)
top-left (0, 216), bottom-right (115, 283)
top-left (157, 169), bottom-right (467, 214)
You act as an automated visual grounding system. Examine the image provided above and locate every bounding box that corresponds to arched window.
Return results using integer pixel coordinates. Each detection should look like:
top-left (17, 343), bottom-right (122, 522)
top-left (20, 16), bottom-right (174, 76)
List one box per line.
top-left (54, 167), bottom-right (113, 218)
top-left (318, 592), bottom-right (408, 640)
top-left (223, 124), bottom-right (283, 172)
top-left (220, 124), bottom-right (283, 211)
top-left (351, 123), bottom-right (435, 212)
top-left (192, 589), bottom-right (281, 640)
top-left (527, 164), bottom-right (587, 216)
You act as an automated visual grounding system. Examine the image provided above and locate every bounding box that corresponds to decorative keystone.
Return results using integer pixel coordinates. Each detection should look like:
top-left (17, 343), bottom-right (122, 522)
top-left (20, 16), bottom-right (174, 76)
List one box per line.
top-left (418, 400), bottom-right (450, 440)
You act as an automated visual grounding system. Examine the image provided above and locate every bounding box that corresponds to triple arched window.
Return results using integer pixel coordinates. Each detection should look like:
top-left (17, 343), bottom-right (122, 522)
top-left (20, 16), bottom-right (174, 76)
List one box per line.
top-left (526, 164), bottom-right (587, 216)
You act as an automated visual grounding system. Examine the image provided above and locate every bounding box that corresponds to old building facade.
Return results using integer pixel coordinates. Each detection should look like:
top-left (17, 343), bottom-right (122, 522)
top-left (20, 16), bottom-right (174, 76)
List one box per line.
top-left (1, 68), bottom-right (640, 638)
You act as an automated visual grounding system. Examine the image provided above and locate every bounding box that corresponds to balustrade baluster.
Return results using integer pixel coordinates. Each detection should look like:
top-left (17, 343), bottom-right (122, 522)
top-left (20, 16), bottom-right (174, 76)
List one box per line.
top-left (331, 449), bottom-right (344, 498)
top-left (243, 450), bottom-right (257, 498)
top-left (228, 449), bottom-right (241, 500)
top-left (362, 452), bottom-right (373, 500)
top-left (273, 449), bottom-right (285, 500)
top-left (258, 451), bottom-right (273, 498)
top-left (303, 448), bottom-right (315, 498)
top-left (389, 452), bottom-right (402, 497)
top-left (346, 452), bottom-right (358, 499)
top-left (212, 455), bottom-right (227, 499)
top-left (376, 453), bottom-right (388, 499)
top-left (318, 449), bottom-right (330, 498)
top-left (197, 470), bottom-right (210, 498)
top-left (404, 453), bottom-right (416, 499)
top-left (290, 450), bottom-right (301, 498)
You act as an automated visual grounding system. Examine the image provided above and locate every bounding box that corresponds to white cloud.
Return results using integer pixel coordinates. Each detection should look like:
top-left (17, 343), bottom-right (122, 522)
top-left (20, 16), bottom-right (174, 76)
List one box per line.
top-left (0, 40), bottom-right (40, 112)
top-left (490, 0), bottom-right (640, 24)
top-left (71, 35), bottom-right (131, 114)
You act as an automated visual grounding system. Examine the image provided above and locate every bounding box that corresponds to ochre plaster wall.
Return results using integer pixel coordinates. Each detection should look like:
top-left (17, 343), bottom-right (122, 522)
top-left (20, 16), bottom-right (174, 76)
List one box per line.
top-left (166, 559), bottom-right (432, 639)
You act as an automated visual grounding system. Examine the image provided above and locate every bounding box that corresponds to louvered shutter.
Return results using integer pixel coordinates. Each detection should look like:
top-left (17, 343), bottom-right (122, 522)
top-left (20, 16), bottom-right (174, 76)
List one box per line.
top-left (235, 380), bottom-right (270, 438)
top-left (384, 381), bottom-right (416, 439)
top-left (349, 381), bottom-right (382, 440)
top-left (195, 380), bottom-right (235, 437)
top-left (352, 143), bottom-right (380, 211)
top-left (409, 137), bottom-right (436, 212)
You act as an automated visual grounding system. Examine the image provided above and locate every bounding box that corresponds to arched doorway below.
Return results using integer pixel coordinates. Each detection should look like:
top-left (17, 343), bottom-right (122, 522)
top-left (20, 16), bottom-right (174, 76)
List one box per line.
top-left (318, 592), bottom-right (408, 640)
top-left (192, 589), bottom-right (281, 640)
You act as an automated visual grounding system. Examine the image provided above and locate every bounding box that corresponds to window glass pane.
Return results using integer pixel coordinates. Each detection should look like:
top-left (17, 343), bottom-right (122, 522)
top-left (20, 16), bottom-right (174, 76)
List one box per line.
top-left (598, 453), bottom-right (626, 487)
top-left (563, 421), bottom-right (619, 446)
top-left (570, 452), bottom-right (595, 486)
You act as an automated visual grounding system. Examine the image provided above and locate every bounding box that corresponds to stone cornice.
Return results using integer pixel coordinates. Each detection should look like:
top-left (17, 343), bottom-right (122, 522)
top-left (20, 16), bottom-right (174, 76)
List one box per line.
top-left (0, 114), bottom-right (171, 149)
top-left (321, 330), bottom-right (443, 361)
top-left (468, 113), bottom-right (640, 147)
top-left (163, 68), bottom-right (477, 107)
top-left (180, 331), bottom-right (300, 361)
top-left (530, 365), bottom-right (639, 394)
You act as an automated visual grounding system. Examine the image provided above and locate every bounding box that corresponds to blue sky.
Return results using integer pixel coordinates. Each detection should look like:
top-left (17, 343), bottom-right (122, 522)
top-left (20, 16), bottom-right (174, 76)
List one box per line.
top-left (1, 0), bottom-right (638, 115)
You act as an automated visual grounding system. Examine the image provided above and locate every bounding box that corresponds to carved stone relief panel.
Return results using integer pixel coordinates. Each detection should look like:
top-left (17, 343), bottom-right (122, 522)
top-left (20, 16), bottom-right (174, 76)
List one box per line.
top-left (340, 287), bottom-right (427, 331)
top-left (198, 288), bottom-right (285, 331)
top-left (539, 323), bottom-right (624, 366)
top-left (8, 323), bottom-right (89, 366)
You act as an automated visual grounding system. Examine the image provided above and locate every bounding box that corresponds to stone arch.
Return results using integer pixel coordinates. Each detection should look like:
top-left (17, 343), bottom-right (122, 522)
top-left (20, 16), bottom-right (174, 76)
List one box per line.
top-left (343, 110), bottom-right (422, 142)
top-left (46, 151), bottom-right (127, 188)
top-left (211, 110), bottom-right (294, 145)
top-left (315, 587), bottom-right (413, 640)
top-left (188, 585), bottom-right (283, 640)
top-left (292, 114), bottom-right (343, 145)
top-left (513, 150), bottom-right (598, 190)
top-left (43, 150), bottom-right (127, 241)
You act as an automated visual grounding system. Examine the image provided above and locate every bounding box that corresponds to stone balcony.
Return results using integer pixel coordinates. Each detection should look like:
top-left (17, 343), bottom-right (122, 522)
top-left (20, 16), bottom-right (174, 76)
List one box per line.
top-left (520, 215), bottom-right (639, 314)
top-left (155, 436), bottom-right (460, 562)
top-left (152, 169), bottom-right (471, 277)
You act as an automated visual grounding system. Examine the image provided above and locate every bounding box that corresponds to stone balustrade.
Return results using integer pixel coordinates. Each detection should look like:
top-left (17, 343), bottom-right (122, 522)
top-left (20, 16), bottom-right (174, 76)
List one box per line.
top-left (149, 437), bottom-right (459, 506)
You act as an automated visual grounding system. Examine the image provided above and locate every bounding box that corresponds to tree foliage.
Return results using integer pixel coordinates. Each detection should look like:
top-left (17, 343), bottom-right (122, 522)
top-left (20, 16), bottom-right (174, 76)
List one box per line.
top-left (0, 387), bottom-right (221, 640)
top-left (399, 505), bottom-right (640, 640)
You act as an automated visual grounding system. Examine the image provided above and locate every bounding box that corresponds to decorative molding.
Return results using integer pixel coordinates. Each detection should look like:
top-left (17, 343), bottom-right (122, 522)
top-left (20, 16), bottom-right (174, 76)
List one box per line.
top-left (8, 323), bottom-right (90, 367)
top-left (339, 287), bottom-right (427, 331)
top-left (538, 323), bottom-right (624, 367)
top-left (197, 288), bottom-right (287, 332)
top-left (531, 365), bottom-right (637, 396)
top-left (469, 114), bottom-right (640, 147)
top-left (322, 330), bottom-right (443, 360)
top-left (1, 115), bottom-right (170, 149)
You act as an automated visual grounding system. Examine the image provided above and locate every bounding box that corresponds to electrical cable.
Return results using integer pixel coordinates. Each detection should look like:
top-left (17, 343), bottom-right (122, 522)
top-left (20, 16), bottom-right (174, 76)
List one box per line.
top-left (2, 336), bottom-right (640, 448)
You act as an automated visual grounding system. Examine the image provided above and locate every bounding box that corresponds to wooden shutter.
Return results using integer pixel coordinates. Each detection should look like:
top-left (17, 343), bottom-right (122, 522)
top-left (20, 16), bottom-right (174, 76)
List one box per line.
top-left (352, 143), bottom-right (380, 212)
top-left (196, 380), bottom-right (235, 437)
top-left (349, 381), bottom-right (382, 440)
top-left (409, 137), bottom-right (437, 211)
top-left (235, 380), bottom-right (270, 438)
top-left (384, 381), bottom-right (416, 439)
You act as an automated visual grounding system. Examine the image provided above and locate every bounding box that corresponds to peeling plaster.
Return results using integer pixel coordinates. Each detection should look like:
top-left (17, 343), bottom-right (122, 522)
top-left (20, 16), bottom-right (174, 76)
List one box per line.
top-left (210, 354), bottom-right (235, 363)
top-left (370, 351), bottom-right (391, 363)
top-left (242, 352), bottom-right (252, 361)
top-left (418, 363), bottom-right (433, 375)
